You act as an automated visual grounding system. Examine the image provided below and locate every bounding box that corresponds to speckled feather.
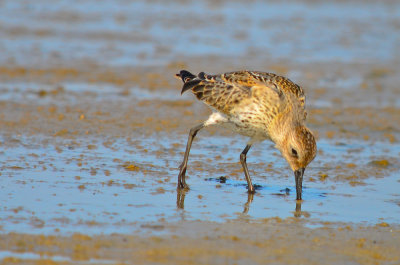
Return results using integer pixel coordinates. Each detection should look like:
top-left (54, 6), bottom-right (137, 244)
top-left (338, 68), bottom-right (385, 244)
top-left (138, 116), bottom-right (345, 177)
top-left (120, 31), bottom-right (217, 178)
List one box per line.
top-left (176, 69), bottom-right (317, 199)
top-left (178, 70), bottom-right (305, 114)
top-left (177, 70), bottom-right (307, 130)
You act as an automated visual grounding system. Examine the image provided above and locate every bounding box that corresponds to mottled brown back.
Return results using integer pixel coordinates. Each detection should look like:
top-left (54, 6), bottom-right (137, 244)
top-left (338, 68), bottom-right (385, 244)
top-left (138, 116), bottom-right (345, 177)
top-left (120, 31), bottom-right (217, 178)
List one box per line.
top-left (176, 70), bottom-right (306, 117)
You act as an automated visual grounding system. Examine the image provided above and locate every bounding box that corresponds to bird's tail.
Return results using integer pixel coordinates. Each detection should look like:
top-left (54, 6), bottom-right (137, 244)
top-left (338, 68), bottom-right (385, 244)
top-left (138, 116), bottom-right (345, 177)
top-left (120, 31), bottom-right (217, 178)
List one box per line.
top-left (175, 70), bottom-right (196, 83)
top-left (175, 70), bottom-right (201, 95)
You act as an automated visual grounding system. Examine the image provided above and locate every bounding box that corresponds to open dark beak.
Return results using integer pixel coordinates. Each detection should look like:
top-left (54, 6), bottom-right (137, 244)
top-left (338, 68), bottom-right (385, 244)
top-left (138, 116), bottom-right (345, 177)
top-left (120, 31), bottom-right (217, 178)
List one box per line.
top-left (294, 168), bottom-right (305, 200)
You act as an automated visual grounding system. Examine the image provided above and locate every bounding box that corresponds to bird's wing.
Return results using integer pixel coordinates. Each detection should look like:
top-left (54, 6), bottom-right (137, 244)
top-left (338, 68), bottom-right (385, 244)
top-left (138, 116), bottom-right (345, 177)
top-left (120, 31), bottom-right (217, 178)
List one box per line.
top-left (245, 71), bottom-right (306, 114)
top-left (249, 71), bottom-right (307, 121)
top-left (177, 70), bottom-right (289, 115)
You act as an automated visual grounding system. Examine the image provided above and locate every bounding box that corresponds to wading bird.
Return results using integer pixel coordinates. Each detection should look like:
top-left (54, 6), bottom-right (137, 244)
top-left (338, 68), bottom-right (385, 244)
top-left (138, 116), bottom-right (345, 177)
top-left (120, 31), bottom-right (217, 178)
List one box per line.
top-left (176, 70), bottom-right (316, 200)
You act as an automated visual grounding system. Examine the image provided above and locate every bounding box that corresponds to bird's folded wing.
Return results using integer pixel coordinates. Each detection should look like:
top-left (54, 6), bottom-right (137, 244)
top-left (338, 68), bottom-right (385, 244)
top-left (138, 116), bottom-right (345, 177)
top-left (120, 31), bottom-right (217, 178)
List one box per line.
top-left (187, 71), bottom-right (288, 115)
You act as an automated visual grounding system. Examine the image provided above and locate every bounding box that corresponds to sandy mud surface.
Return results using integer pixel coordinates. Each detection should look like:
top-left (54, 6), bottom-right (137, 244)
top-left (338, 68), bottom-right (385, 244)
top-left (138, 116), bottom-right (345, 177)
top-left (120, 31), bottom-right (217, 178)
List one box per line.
top-left (0, 0), bottom-right (400, 264)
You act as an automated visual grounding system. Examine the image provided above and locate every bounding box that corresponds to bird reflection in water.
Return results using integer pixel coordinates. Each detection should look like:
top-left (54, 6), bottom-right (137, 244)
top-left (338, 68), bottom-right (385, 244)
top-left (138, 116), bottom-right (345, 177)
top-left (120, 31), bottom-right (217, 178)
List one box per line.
top-left (177, 188), bottom-right (305, 218)
top-left (176, 188), bottom-right (186, 209)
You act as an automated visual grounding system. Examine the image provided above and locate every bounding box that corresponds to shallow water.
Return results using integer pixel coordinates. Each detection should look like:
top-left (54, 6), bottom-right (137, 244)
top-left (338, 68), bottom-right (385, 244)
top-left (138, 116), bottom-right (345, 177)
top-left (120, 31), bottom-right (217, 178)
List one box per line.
top-left (0, 132), bottom-right (399, 234)
top-left (0, 250), bottom-right (115, 264)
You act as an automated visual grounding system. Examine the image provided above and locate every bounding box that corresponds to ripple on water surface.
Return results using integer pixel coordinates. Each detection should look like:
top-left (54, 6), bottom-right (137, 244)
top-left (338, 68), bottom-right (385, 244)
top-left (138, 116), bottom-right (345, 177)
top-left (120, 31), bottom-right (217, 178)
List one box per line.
top-left (0, 134), bottom-right (399, 234)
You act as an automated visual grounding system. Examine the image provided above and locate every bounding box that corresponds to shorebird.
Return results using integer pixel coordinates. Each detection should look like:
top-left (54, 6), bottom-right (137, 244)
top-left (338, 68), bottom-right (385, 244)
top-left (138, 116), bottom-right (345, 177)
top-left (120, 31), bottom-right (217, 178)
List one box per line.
top-left (176, 70), bottom-right (317, 200)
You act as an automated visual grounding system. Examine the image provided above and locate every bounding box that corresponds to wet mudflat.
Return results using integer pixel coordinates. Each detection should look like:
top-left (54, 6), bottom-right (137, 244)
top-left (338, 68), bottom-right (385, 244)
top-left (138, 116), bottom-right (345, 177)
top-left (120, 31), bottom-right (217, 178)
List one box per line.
top-left (1, 0), bottom-right (400, 264)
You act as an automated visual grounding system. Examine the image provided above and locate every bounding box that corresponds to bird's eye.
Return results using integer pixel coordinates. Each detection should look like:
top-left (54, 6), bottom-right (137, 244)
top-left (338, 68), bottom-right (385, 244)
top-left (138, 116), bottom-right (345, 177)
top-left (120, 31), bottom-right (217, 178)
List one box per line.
top-left (291, 148), bottom-right (298, 158)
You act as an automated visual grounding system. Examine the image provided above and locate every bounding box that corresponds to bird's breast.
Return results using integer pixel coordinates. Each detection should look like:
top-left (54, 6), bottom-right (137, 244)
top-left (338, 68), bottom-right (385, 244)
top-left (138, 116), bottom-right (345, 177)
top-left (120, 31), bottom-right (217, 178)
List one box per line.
top-left (223, 109), bottom-right (273, 139)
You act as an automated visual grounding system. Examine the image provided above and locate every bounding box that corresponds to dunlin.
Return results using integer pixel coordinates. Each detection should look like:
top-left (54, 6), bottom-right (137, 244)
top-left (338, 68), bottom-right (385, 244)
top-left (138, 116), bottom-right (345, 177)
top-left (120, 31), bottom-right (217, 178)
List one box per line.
top-left (176, 70), bottom-right (317, 200)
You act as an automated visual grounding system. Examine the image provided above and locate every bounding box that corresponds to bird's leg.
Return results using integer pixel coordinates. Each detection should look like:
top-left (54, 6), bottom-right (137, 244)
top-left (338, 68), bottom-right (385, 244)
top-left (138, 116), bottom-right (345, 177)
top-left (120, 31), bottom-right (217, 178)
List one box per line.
top-left (240, 144), bottom-right (255, 193)
top-left (177, 123), bottom-right (205, 190)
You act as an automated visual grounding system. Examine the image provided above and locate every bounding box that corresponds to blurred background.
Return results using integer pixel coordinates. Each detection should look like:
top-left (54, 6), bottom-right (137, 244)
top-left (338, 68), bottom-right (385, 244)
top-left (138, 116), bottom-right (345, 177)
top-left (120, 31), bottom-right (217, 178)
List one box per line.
top-left (1, 0), bottom-right (399, 69)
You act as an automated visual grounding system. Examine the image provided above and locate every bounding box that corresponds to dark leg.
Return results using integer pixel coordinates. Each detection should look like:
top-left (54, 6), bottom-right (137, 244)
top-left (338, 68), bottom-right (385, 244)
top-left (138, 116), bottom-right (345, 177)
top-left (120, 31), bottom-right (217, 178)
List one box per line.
top-left (240, 144), bottom-right (255, 193)
top-left (177, 123), bottom-right (205, 190)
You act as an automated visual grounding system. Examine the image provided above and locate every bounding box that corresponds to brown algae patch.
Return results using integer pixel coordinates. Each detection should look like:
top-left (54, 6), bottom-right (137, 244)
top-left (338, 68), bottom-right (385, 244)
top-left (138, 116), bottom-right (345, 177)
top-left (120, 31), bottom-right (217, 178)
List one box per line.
top-left (368, 160), bottom-right (390, 168)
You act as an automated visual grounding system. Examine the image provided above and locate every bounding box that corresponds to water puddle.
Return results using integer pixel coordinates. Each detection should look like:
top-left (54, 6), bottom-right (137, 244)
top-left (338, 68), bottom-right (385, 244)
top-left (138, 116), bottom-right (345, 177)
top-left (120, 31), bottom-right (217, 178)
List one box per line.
top-left (0, 134), bottom-right (399, 235)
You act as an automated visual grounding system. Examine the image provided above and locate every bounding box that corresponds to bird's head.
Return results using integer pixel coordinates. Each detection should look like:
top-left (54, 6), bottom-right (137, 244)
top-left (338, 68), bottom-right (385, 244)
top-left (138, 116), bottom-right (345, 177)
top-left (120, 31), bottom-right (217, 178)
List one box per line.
top-left (278, 125), bottom-right (317, 176)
